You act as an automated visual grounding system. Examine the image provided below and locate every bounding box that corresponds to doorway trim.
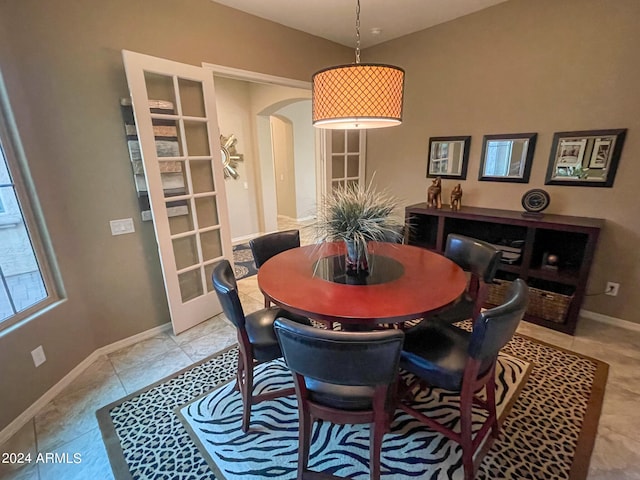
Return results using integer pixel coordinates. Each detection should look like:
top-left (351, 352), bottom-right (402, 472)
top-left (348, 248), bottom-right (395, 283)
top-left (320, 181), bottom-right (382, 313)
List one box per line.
top-left (201, 63), bottom-right (320, 235)
top-left (201, 63), bottom-right (311, 90)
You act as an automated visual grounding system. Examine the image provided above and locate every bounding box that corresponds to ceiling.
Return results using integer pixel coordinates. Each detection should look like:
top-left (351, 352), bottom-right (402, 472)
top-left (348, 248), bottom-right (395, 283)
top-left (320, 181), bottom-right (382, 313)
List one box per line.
top-left (213, 0), bottom-right (509, 48)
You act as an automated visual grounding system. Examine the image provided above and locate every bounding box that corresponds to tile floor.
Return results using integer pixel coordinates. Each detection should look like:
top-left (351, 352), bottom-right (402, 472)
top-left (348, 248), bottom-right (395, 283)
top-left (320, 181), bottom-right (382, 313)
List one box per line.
top-left (1, 219), bottom-right (639, 479)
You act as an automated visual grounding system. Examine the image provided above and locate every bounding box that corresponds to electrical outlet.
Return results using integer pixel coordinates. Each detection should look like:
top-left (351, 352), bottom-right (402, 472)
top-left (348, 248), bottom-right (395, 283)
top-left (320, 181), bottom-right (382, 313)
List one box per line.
top-left (606, 282), bottom-right (620, 296)
top-left (31, 345), bottom-right (46, 367)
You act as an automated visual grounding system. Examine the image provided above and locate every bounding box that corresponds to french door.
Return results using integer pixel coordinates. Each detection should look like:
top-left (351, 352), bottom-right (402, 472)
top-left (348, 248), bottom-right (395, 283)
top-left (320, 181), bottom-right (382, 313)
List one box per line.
top-left (321, 129), bottom-right (366, 195)
top-left (122, 50), bottom-right (232, 335)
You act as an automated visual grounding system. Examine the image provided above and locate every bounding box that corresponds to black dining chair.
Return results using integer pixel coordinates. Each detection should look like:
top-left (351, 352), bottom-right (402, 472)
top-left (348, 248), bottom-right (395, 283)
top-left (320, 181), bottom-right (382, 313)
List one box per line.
top-left (431, 233), bottom-right (502, 325)
top-left (398, 278), bottom-right (528, 480)
top-left (383, 224), bottom-right (406, 244)
top-left (250, 229), bottom-right (300, 307)
top-left (211, 259), bottom-right (311, 433)
top-left (274, 317), bottom-right (405, 480)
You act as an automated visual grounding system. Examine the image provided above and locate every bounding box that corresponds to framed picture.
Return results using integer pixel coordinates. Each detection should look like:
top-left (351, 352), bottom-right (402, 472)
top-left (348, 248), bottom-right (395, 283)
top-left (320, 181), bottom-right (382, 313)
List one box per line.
top-left (556, 139), bottom-right (586, 167)
top-left (589, 138), bottom-right (612, 168)
top-left (426, 136), bottom-right (470, 179)
top-left (478, 132), bottom-right (537, 183)
top-left (545, 129), bottom-right (627, 187)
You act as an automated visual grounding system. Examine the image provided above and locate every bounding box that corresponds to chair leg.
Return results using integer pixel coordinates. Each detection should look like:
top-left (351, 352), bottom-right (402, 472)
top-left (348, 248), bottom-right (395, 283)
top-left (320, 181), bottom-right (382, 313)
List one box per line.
top-left (298, 408), bottom-right (312, 480)
top-left (459, 387), bottom-right (475, 480)
top-left (369, 421), bottom-right (384, 480)
top-left (234, 354), bottom-right (244, 392)
top-left (237, 351), bottom-right (254, 433)
top-left (486, 375), bottom-right (499, 439)
top-left (369, 386), bottom-right (389, 480)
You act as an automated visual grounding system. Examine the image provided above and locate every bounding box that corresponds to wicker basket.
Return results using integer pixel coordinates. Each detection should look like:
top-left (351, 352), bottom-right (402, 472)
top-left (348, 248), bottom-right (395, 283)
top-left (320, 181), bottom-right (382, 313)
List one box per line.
top-left (486, 279), bottom-right (511, 306)
top-left (486, 279), bottom-right (572, 324)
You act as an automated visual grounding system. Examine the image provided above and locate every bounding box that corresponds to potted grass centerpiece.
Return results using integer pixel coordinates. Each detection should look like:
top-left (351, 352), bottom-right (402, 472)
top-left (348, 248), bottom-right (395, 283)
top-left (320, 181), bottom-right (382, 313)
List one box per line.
top-left (315, 181), bottom-right (403, 273)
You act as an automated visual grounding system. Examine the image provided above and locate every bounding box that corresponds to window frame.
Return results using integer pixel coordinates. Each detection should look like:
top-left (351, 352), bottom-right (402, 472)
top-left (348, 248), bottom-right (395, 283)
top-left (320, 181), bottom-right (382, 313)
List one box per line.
top-left (0, 74), bottom-right (62, 333)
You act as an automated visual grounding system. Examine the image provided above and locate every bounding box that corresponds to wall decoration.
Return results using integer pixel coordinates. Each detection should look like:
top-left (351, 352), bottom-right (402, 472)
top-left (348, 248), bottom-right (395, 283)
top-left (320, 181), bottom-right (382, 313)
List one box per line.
top-left (426, 136), bottom-right (470, 179)
top-left (120, 99), bottom-right (188, 221)
top-left (450, 183), bottom-right (463, 210)
top-left (545, 129), bottom-right (627, 187)
top-left (589, 138), bottom-right (612, 168)
top-left (521, 188), bottom-right (550, 217)
top-left (426, 177), bottom-right (442, 208)
top-left (220, 134), bottom-right (244, 179)
top-left (478, 133), bottom-right (537, 183)
top-left (556, 139), bottom-right (587, 168)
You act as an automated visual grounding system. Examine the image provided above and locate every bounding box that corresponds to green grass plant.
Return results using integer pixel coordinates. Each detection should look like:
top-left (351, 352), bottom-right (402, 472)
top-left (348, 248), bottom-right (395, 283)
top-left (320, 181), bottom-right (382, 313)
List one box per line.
top-left (314, 181), bottom-right (402, 267)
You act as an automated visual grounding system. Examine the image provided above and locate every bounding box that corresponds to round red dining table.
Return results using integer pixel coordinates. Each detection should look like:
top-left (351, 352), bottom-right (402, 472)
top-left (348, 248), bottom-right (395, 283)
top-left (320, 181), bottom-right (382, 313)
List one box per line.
top-left (257, 241), bottom-right (467, 326)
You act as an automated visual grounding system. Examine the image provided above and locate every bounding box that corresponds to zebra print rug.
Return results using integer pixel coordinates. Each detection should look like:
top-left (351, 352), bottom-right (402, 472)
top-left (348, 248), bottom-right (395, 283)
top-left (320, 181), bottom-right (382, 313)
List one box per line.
top-left (177, 355), bottom-right (530, 480)
top-left (97, 334), bottom-right (608, 480)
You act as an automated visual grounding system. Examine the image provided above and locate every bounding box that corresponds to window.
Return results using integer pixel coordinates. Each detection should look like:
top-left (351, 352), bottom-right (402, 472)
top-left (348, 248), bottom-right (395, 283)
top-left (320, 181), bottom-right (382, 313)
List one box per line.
top-left (0, 79), bottom-right (59, 330)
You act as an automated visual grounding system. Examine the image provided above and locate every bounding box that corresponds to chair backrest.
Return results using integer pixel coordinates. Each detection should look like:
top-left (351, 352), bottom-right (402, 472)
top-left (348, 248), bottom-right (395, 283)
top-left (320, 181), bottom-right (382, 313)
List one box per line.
top-left (445, 233), bottom-right (502, 283)
top-left (274, 318), bottom-right (404, 387)
top-left (468, 278), bottom-right (528, 362)
top-left (249, 229), bottom-right (300, 269)
top-left (211, 259), bottom-right (246, 329)
top-left (383, 224), bottom-right (405, 244)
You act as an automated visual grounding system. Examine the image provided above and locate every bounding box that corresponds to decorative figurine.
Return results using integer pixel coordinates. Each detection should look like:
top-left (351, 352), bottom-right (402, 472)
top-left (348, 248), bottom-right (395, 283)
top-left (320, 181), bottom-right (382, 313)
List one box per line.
top-left (450, 183), bottom-right (463, 210)
top-left (427, 177), bottom-right (442, 209)
top-left (542, 252), bottom-right (559, 270)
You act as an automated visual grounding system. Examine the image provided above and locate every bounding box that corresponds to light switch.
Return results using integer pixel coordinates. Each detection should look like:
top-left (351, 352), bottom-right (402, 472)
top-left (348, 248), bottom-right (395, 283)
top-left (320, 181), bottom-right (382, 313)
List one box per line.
top-left (110, 218), bottom-right (135, 236)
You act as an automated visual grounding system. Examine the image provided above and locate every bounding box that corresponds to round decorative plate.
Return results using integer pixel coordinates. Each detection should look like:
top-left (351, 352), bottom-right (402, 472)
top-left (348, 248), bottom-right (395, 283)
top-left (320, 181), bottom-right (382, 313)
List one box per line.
top-left (521, 189), bottom-right (550, 213)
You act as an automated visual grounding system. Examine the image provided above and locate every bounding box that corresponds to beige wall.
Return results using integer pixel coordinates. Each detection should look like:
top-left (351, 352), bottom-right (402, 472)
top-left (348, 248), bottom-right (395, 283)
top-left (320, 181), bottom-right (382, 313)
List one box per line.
top-left (271, 116), bottom-right (297, 218)
top-left (277, 101), bottom-right (317, 220)
top-left (0, 0), bottom-right (349, 431)
top-left (214, 77), bottom-right (313, 240)
top-left (214, 77), bottom-right (260, 240)
top-left (248, 83), bottom-right (312, 231)
top-left (365, 0), bottom-right (639, 324)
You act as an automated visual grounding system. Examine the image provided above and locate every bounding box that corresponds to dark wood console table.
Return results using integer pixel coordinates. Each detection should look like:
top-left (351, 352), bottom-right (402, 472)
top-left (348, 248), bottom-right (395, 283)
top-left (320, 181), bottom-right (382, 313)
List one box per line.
top-left (405, 203), bottom-right (604, 335)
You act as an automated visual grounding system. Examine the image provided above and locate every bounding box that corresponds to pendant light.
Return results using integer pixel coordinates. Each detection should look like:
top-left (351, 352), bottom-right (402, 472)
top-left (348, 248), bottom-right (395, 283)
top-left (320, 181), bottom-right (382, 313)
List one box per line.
top-left (312, 0), bottom-right (405, 130)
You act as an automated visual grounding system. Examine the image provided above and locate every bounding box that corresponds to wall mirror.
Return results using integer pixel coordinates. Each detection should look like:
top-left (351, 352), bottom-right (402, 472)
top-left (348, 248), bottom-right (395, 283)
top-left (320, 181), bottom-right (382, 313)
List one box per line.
top-left (426, 136), bottom-right (470, 179)
top-left (545, 129), bottom-right (626, 187)
top-left (478, 133), bottom-right (537, 183)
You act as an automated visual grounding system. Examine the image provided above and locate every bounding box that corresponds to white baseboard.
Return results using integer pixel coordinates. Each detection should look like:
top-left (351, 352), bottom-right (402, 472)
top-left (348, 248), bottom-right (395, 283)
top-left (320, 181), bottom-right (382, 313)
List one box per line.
top-left (232, 217), bottom-right (317, 246)
top-left (94, 322), bottom-right (172, 356)
top-left (232, 233), bottom-right (259, 245)
top-left (580, 309), bottom-right (640, 332)
top-left (277, 214), bottom-right (316, 223)
top-left (0, 322), bottom-right (171, 446)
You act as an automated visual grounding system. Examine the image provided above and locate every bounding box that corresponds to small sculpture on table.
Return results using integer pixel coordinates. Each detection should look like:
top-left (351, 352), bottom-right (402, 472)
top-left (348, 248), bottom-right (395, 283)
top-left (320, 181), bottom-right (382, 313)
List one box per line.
top-left (450, 183), bottom-right (463, 210)
top-left (427, 177), bottom-right (442, 209)
top-left (542, 252), bottom-right (559, 270)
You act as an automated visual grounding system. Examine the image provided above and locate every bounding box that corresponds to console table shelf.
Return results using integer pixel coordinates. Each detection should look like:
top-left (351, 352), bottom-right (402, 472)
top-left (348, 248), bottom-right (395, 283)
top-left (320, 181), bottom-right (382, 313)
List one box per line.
top-left (405, 203), bottom-right (604, 335)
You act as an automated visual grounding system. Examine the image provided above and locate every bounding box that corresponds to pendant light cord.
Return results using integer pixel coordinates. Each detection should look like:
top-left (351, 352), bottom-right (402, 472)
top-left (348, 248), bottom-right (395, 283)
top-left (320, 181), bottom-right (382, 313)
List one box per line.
top-left (355, 0), bottom-right (361, 64)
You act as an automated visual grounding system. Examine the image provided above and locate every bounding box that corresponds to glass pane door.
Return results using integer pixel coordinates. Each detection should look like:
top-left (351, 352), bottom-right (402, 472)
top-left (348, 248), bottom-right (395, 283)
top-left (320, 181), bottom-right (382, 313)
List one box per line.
top-left (123, 51), bottom-right (232, 334)
top-left (325, 130), bottom-right (365, 193)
